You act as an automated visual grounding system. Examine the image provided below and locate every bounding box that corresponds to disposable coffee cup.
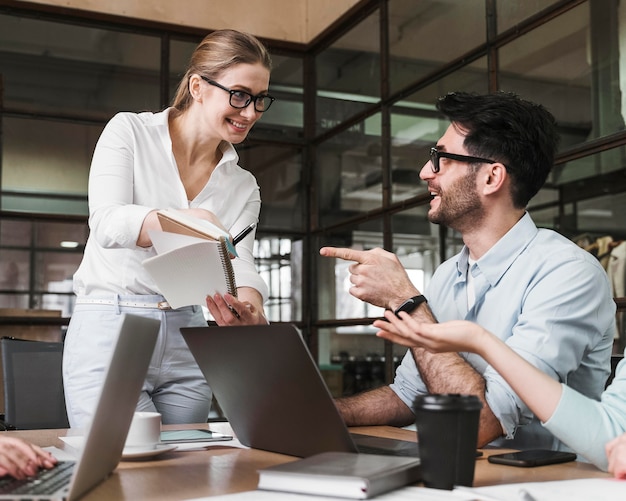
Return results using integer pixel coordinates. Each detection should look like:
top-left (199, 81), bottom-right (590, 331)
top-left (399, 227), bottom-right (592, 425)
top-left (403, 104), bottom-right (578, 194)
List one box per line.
top-left (124, 411), bottom-right (162, 450)
top-left (413, 394), bottom-right (482, 490)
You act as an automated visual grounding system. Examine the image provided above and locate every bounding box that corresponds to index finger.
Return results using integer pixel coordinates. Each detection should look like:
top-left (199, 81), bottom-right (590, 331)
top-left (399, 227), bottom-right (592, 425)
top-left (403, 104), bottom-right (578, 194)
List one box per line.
top-left (319, 246), bottom-right (367, 263)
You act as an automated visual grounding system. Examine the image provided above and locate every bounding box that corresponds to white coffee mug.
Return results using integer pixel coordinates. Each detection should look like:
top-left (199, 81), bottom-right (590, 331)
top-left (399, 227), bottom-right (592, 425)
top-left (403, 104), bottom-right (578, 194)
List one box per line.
top-left (125, 411), bottom-right (161, 450)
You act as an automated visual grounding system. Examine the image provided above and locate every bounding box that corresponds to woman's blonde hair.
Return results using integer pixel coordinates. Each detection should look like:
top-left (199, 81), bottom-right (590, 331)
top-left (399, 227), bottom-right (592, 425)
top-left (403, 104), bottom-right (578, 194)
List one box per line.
top-left (171, 29), bottom-right (272, 112)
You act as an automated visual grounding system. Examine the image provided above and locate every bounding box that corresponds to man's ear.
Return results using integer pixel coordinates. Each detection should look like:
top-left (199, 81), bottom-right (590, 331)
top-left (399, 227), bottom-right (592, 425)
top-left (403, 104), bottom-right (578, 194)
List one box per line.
top-left (482, 163), bottom-right (507, 195)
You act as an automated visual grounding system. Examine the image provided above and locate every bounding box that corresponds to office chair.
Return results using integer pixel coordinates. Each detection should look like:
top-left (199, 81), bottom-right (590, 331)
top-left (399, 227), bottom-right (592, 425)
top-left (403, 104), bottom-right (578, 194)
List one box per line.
top-left (1, 337), bottom-right (70, 429)
top-left (607, 354), bottom-right (624, 389)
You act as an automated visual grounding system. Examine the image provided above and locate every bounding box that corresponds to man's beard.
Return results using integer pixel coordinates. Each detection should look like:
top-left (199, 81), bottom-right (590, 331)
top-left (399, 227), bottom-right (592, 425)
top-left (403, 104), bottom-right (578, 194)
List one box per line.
top-left (428, 169), bottom-right (485, 231)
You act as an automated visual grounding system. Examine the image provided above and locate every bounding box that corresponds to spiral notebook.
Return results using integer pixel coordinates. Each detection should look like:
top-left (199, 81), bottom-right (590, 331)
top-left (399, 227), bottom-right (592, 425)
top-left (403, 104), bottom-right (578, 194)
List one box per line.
top-left (143, 229), bottom-right (237, 308)
top-left (156, 209), bottom-right (237, 256)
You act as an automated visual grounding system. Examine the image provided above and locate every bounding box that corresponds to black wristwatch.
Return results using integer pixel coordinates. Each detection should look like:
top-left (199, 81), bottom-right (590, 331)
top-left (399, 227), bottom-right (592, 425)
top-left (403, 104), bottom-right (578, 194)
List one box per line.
top-left (393, 295), bottom-right (427, 317)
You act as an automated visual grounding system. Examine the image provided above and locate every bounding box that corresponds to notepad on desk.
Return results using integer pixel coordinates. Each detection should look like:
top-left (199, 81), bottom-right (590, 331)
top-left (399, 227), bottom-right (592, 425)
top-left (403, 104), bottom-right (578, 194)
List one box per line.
top-left (257, 452), bottom-right (421, 499)
top-left (143, 229), bottom-right (237, 309)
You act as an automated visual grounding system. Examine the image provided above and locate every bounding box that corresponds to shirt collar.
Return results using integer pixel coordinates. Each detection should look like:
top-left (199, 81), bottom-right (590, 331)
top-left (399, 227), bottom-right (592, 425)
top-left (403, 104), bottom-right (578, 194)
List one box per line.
top-left (455, 212), bottom-right (539, 286)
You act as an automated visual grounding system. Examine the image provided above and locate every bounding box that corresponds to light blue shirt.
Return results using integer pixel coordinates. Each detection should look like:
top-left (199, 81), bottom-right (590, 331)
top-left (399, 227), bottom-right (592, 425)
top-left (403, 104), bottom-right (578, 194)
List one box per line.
top-left (544, 358), bottom-right (626, 470)
top-left (391, 213), bottom-right (616, 449)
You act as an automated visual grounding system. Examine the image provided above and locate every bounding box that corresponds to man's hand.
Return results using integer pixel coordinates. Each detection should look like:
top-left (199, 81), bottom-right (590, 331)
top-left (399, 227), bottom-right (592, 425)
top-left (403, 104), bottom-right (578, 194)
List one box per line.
top-left (319, 246), bottom-right (419, 310)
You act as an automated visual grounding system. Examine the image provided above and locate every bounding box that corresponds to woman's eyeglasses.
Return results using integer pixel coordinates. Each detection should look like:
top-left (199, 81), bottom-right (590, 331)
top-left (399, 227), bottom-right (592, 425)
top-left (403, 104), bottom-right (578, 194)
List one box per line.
top-left (201, 76), bottom-right (275, 113)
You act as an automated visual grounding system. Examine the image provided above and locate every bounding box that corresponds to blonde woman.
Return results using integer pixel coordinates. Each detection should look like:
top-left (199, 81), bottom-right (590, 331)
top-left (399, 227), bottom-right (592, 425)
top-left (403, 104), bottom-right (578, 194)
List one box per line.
top-left (64, 30), bottom-right (272, 427)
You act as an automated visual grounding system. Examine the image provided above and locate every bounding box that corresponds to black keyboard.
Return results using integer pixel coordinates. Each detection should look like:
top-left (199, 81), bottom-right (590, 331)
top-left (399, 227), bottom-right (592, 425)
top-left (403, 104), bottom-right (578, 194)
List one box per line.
top-left (0, 461), bottom-right (74, 495)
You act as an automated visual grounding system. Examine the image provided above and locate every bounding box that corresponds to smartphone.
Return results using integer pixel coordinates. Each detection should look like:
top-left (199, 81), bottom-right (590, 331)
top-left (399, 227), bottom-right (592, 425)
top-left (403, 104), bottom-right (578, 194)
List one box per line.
top-left (488, 449), bottom-right (576, 467)
top-left (160, 429), bottom-right (233, 444)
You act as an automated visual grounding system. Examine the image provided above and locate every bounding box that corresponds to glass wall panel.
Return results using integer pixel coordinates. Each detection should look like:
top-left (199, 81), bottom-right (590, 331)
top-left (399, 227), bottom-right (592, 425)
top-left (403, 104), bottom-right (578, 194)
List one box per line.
top-left (394, 57), bottom-right (489, 110)
top-left (527, 185), bottom-right (560, 230)
top-left (496, 0), bottom-right (561, 33)
top-left (316, 220), bottom-right (384, 322)
top-left (0, 14), bottom-right (160, 117)
top-left (0, 218), bottom-right (85, 313)
top-left (0, 220), bottom-right (32, 247)
top-left (566, 191), bottom-right (626, 239)
top-left (254, 236), bottom-right (300, 322)
top-left (320, 326), bottom-right (406, 397)
top-left (169, 39), bottom-right (198, 103)
top-left (255, 54), bottom-right (304, 140)
top-left (0, 250), bottom-right (29, 292)
top-left (2, 117), bottom-right (102, 214)
top-left (317, 114), bottom-right (383, 227)
top-left (316, 10), bottom-right (380, 134)
top-left (388, 0), bottom-right (486, 94)
top-left (499, 2), bottom-right (626, 149)
top-left (34, 250), bottom-right (82, 312)
top-left (391, 206), bottom-right (439, 292)
top-left (556, 148), bottom-right (626, 186)
top-left (528, 204), bottom-right (560, 232)
top-left (238, 144), bottom-right (304, 231)
top-left (34, 221), bottom-right (89, 249)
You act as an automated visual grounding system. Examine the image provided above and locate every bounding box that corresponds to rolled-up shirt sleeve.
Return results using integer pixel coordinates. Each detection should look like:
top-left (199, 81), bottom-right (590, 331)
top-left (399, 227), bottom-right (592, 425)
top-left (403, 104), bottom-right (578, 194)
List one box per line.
top-left (389, 350), bottom-right (429, 409)
top-left (484, 254), bottom-right (615, 438)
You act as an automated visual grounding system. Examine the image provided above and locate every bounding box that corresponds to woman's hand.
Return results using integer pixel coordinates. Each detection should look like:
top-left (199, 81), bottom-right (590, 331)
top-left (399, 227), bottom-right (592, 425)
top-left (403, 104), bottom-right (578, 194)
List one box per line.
top-left (606, 432), bottom-right (626, 478)
top-left (0, 437), bottom-right (57, 479)
top-left (206, 288), bottom-right (267, 326)
top-left (373, 310), bottom-right (487, 353)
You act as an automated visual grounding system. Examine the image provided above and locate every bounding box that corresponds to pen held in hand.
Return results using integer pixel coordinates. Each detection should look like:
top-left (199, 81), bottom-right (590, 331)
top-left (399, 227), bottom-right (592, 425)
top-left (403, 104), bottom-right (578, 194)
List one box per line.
top-left (232, 223), bottom-right (257, 246)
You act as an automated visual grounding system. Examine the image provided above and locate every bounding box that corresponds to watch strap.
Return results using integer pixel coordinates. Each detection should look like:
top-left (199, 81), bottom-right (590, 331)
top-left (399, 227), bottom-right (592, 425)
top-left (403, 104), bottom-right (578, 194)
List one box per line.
top-left (393, 295), bottom-right (427, 317)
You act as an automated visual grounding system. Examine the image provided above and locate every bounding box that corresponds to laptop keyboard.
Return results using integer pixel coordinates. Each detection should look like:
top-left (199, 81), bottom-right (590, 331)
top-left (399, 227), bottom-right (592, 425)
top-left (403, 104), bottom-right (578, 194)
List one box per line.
top-left (0, 461), bottom-right (74, 495)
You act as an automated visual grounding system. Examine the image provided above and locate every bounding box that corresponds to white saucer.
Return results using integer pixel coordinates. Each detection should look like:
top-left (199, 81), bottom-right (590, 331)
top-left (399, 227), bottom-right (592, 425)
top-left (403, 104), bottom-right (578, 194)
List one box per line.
top-left (121, 443), bottom-right (177, 460)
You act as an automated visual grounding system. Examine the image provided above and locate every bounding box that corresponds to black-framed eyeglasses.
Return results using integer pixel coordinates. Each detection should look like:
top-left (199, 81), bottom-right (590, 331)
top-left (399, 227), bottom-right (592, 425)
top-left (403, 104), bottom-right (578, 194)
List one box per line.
top-left (429, 147), bottom-right (498, 173)
top-left (200, 76), bottom-right (275, 112)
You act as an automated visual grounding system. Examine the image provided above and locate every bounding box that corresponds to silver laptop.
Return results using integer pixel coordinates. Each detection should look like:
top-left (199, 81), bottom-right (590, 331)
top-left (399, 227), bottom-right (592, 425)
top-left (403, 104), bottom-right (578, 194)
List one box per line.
top-left (180, 324), bottom-right (420, 459)
top-left (0, 313), bottom-right (160, 500)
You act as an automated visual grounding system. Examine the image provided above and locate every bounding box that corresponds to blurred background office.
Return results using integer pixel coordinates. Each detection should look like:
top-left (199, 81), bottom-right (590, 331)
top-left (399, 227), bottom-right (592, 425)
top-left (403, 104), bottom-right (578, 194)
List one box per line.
top-left (1, 0), bottom-right (625, 401)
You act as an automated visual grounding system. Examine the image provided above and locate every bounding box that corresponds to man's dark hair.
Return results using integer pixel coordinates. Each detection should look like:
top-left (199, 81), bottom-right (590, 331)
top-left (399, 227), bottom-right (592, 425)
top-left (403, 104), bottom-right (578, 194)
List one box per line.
top-left (435, 91), bottom-right (560, 208)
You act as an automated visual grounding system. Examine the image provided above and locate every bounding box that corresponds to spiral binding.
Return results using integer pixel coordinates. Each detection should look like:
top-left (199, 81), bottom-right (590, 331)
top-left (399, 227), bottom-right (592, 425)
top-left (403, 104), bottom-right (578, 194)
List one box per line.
top-left (218, 237), bottom-right (238, 297)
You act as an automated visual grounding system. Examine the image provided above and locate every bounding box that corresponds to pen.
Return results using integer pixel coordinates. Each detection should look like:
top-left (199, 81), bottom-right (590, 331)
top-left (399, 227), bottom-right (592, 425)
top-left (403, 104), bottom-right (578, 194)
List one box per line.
top-left (232, 223), bottom-right (256, 245)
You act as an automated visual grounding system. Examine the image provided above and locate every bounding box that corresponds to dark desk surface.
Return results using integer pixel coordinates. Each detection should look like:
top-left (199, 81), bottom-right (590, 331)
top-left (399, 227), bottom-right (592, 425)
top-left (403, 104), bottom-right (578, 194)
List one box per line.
top-left (9, 422), bottom-right (610, 500)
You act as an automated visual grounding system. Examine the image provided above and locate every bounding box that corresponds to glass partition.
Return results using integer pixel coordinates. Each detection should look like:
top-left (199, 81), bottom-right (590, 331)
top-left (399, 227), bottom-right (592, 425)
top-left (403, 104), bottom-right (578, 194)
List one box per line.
top-left (391, 206), bottom-right (439, 291)
top-left (388, 0), bottom-right (486, 94)
top-left (239, 144), bottom-right (304, 231)
top-left (0, 14), bottom-right (160, 118)
top-left (316, 10), bottom-right (380, 134)
top-left (254, 54), bottom-right (304, 140)
top-left (255, 235), bottom-right (301, 323)
top-left (0, 218), bottom-right (86, 313)
top-left (499, 2), bottom-right (626, 149)
top-left (497, 0), bottom-right (563, 33)
top-left (317, 114), bottom-right (383, 227)
top-left (1, 117), bottom-right (101, 215)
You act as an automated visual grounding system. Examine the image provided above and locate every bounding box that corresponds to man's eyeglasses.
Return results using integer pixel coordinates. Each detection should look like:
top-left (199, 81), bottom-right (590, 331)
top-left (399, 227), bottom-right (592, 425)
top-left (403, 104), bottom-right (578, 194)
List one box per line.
top-left (429, 147), bottom-right (498, 173)
top-left (200, 76), bottom-right (275, 112)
